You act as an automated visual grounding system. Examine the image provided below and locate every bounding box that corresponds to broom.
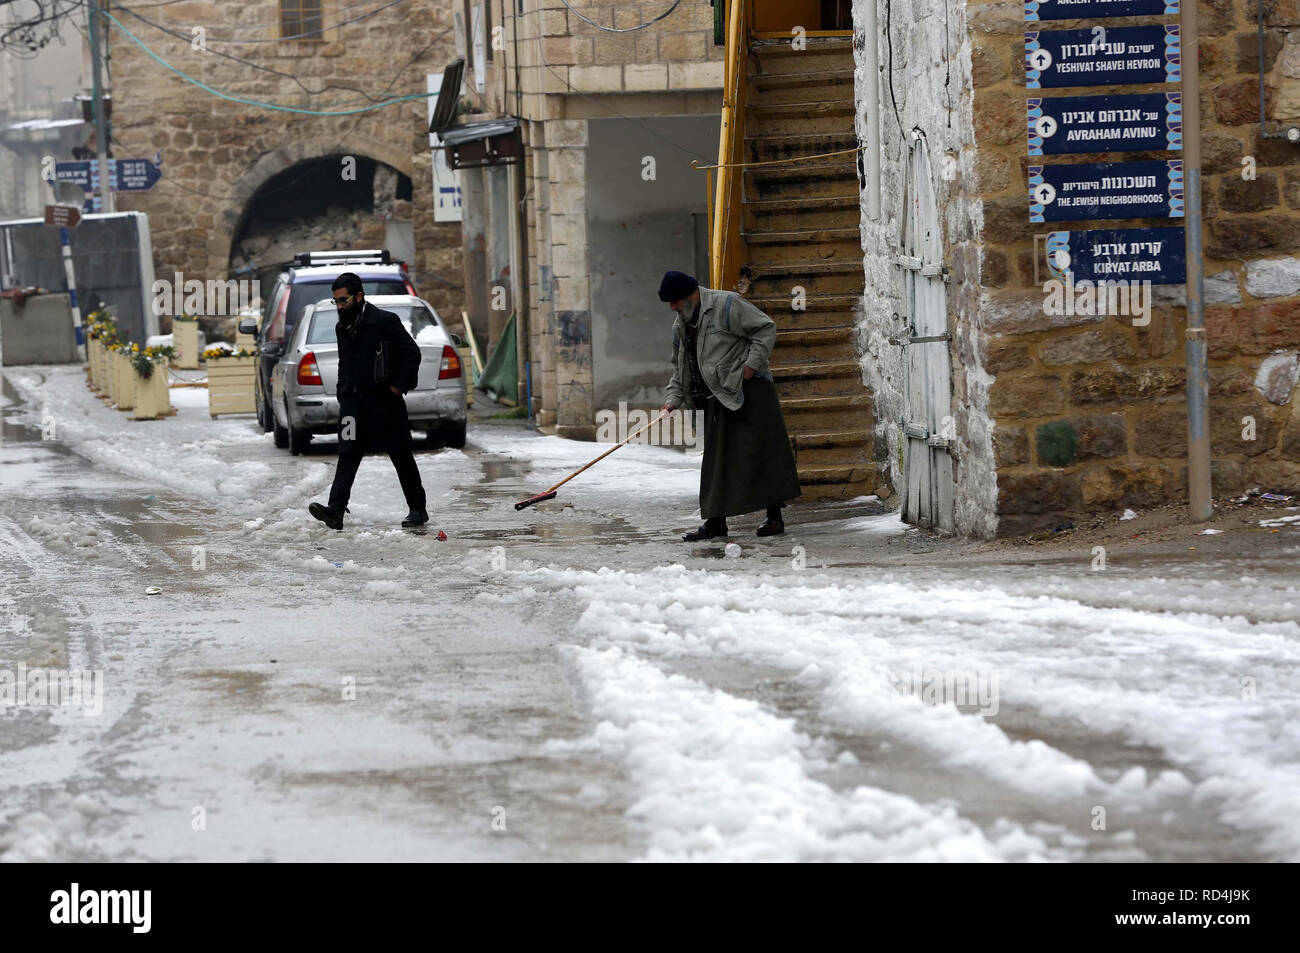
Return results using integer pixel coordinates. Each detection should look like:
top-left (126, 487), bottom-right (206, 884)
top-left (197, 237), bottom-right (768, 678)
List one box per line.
top-left (515, 412), bottom-right (670, 511)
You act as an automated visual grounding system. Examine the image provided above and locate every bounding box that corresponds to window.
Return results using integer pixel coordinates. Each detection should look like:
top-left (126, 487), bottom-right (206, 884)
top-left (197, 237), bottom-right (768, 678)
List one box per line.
top-left (280, 0), bottom-right (324, 40)
top-left (307, 304), bottom-right (439, 345)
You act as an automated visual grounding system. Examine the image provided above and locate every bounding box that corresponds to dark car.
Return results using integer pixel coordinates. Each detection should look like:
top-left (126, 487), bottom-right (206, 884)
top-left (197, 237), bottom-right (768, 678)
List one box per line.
top-left (243, 250), bottom-right (415, 433)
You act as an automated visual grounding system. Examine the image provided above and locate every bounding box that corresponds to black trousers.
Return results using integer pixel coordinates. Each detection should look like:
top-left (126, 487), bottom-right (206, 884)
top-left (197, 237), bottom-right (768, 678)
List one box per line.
top-left (328, 446), bottom-right (426, 512)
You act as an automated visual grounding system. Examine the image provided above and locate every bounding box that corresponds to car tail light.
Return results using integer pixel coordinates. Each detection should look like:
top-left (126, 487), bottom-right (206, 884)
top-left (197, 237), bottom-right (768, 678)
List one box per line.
top-left (298, 351), bottom-right (323, 386)
top-left (438, 345), bottom-right (461, 380)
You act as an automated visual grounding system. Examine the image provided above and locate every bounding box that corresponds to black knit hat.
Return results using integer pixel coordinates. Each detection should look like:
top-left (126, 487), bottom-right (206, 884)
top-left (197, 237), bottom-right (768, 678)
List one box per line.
top-left (658, 270), bottom-right (699, 302)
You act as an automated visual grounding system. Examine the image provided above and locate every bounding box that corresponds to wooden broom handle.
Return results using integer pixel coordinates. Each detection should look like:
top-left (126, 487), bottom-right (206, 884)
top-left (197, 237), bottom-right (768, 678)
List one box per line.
top-left (542, 412), bottom-right (670, 494)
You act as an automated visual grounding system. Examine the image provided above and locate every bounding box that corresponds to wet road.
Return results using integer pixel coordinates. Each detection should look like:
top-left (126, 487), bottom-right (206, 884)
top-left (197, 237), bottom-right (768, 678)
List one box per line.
top-left (2, 366), bottom-right (1298, 861)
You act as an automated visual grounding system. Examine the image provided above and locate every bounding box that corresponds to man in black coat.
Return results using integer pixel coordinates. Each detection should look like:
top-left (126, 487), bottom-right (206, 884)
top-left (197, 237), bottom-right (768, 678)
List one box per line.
top-left (308, 273), bottom-right (428, 530)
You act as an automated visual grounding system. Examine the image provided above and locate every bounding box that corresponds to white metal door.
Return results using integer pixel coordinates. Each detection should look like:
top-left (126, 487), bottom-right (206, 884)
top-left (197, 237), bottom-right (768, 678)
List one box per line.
top-left (897, 136), bottom-right (955, 533)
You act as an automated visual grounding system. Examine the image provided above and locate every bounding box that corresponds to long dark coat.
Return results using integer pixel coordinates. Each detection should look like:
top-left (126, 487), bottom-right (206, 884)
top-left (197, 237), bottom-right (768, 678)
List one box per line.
top-left (335, 301), bottom-right (422, 454)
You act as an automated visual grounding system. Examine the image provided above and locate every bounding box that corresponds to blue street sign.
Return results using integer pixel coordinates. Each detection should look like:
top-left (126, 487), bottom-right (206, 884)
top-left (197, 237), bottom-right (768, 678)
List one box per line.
top-left (55, 158), bottom-right (161, 193)
top-left (1044, 226), bottom-right (1187, 285)
top-left (1026, 26), bottom-right (1181, 89)
top-left (1029, 160), bottom-right (1184, 223)
top-left (1028, 93), bottom-right (1182, 156)
top-left (1025, 0), bottom-right (1179, 20)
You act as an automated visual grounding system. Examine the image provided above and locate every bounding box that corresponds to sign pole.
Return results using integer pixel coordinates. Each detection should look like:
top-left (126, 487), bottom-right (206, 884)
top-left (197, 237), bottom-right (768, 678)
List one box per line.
top-left (1181, 0), bottom-right (1211, 520)
top-left (88, 0), bottom-right (115, 214)
top-left (60, 227), bottom-right (87, 362)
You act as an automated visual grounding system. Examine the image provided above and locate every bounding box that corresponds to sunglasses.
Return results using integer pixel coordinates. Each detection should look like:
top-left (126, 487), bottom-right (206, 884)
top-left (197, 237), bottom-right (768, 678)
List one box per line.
top-left (331, 293), bottom-right (356, 307)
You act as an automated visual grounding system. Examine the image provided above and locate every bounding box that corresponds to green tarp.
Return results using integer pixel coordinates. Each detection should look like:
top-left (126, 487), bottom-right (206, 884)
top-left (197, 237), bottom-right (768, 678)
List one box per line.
top-left (476, 312), bottom-right (518, 403)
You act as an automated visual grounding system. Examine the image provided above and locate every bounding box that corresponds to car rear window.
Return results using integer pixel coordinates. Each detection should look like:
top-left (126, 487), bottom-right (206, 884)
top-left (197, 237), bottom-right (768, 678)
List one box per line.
top-left (306, 304), bottom-right (439, 345)
top-left (286, 280), bottom-right (407, 337)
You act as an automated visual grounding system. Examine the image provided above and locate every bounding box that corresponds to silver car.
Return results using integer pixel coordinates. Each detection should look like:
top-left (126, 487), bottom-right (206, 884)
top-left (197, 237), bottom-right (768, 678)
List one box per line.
top-left (269, 294), bottom-right (468, 455)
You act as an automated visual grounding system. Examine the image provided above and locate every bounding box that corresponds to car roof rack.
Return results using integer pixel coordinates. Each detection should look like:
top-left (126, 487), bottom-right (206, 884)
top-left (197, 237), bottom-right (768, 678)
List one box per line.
top-left (293, 249), bottom-right (391, 266)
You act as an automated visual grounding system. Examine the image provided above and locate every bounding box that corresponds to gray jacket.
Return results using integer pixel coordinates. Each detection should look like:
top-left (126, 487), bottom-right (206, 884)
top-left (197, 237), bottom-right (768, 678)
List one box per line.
top-left (665, 286), bottom-right (776, 412)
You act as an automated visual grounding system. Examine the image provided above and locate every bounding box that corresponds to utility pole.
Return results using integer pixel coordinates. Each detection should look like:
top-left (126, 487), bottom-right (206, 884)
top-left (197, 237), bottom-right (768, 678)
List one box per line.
top-left (1181, 0), bottom-right (1210, 520)
top-left (88, 0), bottom-right (115, 213)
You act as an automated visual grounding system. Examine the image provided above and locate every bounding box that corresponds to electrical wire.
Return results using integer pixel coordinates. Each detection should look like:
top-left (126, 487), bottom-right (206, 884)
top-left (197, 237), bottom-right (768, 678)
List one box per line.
top-left (884, 0), bottom-right (905, 138)
top-left (111, 0), bottom-right (406, 41)
top-left (103, 9), bottom-right (438, 115)
top-left (558, 0), bottom-right (681, 34)
top-left (508, 5), bottom-right (710, 163)
top-left (115, 3), bottom-right (437, 104)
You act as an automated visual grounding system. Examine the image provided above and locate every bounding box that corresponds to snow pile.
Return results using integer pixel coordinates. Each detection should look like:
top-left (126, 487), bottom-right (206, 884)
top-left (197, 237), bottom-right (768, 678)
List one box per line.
top-left (550, 646), bottom-right (1063, 862)
top-left (529, 564), bottom-right (1300, 860)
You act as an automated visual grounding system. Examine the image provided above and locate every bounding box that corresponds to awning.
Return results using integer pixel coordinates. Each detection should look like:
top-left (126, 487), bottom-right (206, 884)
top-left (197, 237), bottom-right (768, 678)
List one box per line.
top-left (439, 118), bottom-right (521, 169)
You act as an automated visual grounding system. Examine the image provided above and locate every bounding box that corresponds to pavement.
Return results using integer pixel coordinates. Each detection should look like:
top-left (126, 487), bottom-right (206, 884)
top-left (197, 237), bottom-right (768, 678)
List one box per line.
top-left (1, 364), bottom-right (1297, 862)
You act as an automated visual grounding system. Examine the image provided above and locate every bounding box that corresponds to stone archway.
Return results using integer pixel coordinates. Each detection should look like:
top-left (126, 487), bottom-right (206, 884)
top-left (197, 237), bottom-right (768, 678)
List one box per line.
top-left (207, 137), bottom-right (414, 280)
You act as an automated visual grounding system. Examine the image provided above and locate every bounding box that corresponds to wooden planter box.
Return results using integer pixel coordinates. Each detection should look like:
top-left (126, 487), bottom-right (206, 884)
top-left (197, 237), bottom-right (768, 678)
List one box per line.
top-left (174, 321), bottom-right (200, 369)
top-left (103, 348), bottom-right (119, 403)
top-left (87, 338), bottom-right (102, 391)
top-left (207, 356), bottom-right (256, 416)
top-left (133, 362), bottom-right (172, 419)
top-left (112, 351), bottom-right (136, 411)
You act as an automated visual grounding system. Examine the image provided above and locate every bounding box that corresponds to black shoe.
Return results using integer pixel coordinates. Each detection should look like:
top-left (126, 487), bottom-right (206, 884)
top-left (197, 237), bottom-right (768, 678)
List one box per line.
top-left (309, 502), bottom-right (344, 530)
top-left (401, 508), bottom-right (428, 528)
top-left (683, 518), bottom-right (728, 542)
top-left (756, 517), bottom-right (784, 537)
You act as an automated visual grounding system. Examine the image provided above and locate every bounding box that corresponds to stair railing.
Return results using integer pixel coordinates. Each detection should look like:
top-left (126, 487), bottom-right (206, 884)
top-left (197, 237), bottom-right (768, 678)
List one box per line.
top-left (696, 3), bottom-right (867, 293)
top-left (707, 0), bottom-right (748, 292)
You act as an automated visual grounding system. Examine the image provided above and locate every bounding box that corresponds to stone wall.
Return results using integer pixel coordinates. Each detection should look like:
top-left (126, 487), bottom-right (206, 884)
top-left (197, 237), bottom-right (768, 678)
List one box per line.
top-left (853, 0), bottom-right (997, 536)
top-left (105, 0), bottom-right (463, 319)
top-left (475, 0), bottom-right (724, 121)
top-left (970, 0), bottom-right (1300, 535)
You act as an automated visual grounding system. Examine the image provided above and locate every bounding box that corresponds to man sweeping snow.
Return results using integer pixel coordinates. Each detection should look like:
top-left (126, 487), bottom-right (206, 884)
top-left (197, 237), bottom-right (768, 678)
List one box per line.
top-left (658, 271), bottom-right (800, 540)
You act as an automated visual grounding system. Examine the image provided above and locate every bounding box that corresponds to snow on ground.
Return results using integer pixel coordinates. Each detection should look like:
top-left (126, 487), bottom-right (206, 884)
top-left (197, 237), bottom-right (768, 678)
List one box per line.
top-left (527, 563), bottom-right (1300, 860)
top-left (5, 364), bottom-right (1299, 862)
top-left (548, 645), bottom-right (1062, 861)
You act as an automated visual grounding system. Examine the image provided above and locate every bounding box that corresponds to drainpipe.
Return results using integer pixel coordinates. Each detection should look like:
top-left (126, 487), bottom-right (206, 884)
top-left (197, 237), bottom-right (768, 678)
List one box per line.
top-left (862, 0), bottom-right (881, 220)
top-left (1182, 0), bottom-right (1211, 521)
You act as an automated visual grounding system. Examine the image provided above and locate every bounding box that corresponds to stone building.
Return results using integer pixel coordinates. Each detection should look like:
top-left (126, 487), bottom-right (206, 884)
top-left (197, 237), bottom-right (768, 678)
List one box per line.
top-left (846, 0), bottom-right (1300, 536)
top-left (444, 0), bottom-right (724, 438)
top-left (102, 0), bottom-right (463, 319)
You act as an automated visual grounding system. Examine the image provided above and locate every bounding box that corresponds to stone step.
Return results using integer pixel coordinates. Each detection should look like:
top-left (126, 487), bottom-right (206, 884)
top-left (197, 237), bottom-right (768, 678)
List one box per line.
top-left (746, 193), bottom-right (861, 230)
top-left (776, 374), bottom-right (864, 399)
top-left (745, 156), bottom-right (859, 201)
top-left (797, 461), bottom-right (883, 488)
top-left (746, 258), bottom-right (863, 296)
top-left (795, 443), bottom-right (876, 467)
top-left (792, 427), bottom-right (873, 449)
top-left (749, 37), bottom-right (854, 77)
top-left (771, 358), bottom-right (860, 381)
top-left (747, 131), bottom-right (859, 165)
top-left (749, 98), bottom-right (856, 136)
top-left (752, 68), bottom-right (856, 105)
top-left (742, 231), bottom-right (862, 265)
top-left (780, 392), bottom-right (873, 431)
top-left (773, 327), bottom-right (856, 362)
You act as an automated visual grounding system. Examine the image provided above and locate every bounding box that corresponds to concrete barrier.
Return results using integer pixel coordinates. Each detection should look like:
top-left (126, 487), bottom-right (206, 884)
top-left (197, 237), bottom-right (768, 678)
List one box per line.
top-left (0, 293), bottom-right (79, 365)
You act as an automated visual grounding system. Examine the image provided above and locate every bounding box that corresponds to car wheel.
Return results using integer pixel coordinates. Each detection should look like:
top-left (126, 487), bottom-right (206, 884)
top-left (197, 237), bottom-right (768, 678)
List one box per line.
top-left (289, 423), bottom-right (312, 456)
top-left (256, 382), bottom-right (273, 433)
top-left (443, 421), bottom-right (467, 449)
top-left (273, 406), bottom-right (289, 449)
